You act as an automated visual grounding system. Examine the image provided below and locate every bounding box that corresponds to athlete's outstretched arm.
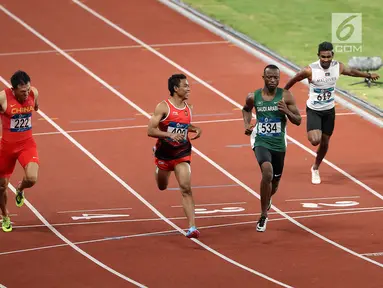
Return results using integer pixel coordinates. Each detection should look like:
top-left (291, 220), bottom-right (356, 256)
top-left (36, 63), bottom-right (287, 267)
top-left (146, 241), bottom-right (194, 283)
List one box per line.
top-left (31, 87), bottom-right (39, 111)
top-left (147, 102), bottom-right (184, 142)
top-left (242, 92), bottom-right (255, 135)
top-left (284, 66), bottom-right (312, 90)
top-left (279, 90), bottom-right (301, 126)
top-left (339, 62), bottom-right (380, 80)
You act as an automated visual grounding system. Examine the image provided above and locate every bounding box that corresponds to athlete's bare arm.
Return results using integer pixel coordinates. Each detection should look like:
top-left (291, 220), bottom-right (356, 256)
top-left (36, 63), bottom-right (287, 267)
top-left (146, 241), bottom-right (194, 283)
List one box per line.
top-left (0, 90), bottom-right (6, 114)
top-left (31, 87), bottom-right (39, 111)
top-left (242, 92), bottom-right (255, 135)
top-left (339, 62), bottom-right (380, 80)
top-left (147, 101), bottom-right (184, 142)
top-left (284, 66), bottom-right (312, 90)
top-left (187, 103), bottom-right (202, 140)
top-left (278, 90), bottom-right (301, 126)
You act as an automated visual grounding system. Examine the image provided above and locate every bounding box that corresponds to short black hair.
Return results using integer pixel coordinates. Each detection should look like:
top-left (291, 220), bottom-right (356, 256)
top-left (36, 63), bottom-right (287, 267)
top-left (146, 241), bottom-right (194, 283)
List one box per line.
top-left (318, 41), bottom-right (333, 53)
top-left (264, 64), bottom-right (279, 74)
top-left (10, 70), bottom-right (31, 89)
top-left (168, 73), bottom-right (187, 96)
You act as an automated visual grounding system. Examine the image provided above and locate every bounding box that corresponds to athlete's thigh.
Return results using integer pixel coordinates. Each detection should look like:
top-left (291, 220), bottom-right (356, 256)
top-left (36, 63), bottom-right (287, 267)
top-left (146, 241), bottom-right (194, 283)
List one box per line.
top-left (0, 145), bottom-right (17, 178)
top-left (254, 146), bottom-right (272, 168)
top-left (321, 108), bottom-right (336, 136)
top-left (154, 158), bottom-right (172, 189)
top-left (18, 139), bottom-right (39, 167)
top-left (306, 106), bottom-right (322, 133)
top-left (174, 161), bottom-right (191, 188)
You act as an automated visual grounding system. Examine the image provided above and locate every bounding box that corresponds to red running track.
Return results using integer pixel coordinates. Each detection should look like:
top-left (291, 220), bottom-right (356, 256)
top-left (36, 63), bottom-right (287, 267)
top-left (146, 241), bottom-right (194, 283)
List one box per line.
top-left (0, 0), bottom-right (382, 287)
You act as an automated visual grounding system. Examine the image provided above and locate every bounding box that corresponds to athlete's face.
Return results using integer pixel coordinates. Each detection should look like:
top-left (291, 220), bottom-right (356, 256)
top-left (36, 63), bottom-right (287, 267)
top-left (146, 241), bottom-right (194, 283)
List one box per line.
top-left (318, 51), bottom-right (333, 69)
top-left (263, 68), bottom-right (280, 90)
top-left (13, 82), bottom-right (30, 103)
top-left (175, 79), bottom-right (190, 100)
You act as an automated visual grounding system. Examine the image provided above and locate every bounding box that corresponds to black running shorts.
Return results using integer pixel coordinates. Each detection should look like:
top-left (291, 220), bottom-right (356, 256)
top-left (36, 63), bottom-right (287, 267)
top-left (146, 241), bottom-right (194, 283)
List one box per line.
top-left (253, 146), bottom-right (286, 180)
top-left (306, 106), bottom-right (336, 136)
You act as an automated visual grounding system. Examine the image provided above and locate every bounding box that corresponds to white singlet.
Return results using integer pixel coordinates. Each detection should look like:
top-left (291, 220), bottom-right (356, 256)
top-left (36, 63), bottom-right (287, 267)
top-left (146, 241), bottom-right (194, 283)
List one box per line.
top-left (307, 60), bottom-right (340, 111)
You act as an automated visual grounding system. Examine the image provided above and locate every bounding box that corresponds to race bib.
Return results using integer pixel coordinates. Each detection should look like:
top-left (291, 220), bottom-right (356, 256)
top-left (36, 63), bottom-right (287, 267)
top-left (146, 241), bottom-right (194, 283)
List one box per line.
top-left (313, 87), bottom-right (335, 103)
top-left (10, 113), bottom-right (32, 132)
top-left (257, 118), bottom-right (281, 136)
top-left (167, 122), bottom-right (189, 142)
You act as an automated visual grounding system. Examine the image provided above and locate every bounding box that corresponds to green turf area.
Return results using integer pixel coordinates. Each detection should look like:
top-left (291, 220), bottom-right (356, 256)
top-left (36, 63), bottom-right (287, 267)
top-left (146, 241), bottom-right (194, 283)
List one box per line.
top-left (182, 0), bottom-right (383, 109)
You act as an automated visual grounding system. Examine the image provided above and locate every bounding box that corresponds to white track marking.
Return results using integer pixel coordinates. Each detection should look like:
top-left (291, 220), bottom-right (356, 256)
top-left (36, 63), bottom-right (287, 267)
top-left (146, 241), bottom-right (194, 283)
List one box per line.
top-left (4, 182), bottom-right (147, 287)
top-left (171, 201), bottom-right (247, 208)
top-left (158, 0), bottom-right (383, 128)
top-left (72, 0), bottom-right (383, 202)
top-left (0, 41), bottom-right (229, 56)
top-left (69, 0), bottom-right (383, 267)
top-left (1, 4), bottom-right (381, 274)
top-left (57, 207), bottom-right (132, 214)
top-left (362, 252), bottom-right (383, 257)
top-left (2, 207), bottom-right (383, 257)
top-left (286, 196), bottom-right (361, 202)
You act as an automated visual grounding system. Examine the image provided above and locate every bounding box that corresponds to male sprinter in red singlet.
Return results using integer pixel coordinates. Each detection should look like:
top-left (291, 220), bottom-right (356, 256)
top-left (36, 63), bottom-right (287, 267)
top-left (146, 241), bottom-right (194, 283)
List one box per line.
top-left (0, 71), bottom-right (40, 232)
top-left (147, 74), bottom-right (202, 239)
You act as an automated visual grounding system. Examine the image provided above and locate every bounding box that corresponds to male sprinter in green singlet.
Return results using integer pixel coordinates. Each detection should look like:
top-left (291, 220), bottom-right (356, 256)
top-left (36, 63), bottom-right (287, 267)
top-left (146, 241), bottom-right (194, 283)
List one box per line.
top-left (242, 64), bottom-right (302, 232)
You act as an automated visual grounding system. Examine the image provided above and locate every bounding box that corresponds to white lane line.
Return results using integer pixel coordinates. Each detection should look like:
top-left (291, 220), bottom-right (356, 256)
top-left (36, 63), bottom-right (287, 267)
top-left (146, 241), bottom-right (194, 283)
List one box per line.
top-left (286, 196), bottom-right (361, 202)
top-left (0, 40), bottom-right (229, 56)
top-left (57, 207), bottom-right (132, 214)
top-left (171, 201), bottom-right (247, 208)
top-left (26, 113), bottom-right (356, 137)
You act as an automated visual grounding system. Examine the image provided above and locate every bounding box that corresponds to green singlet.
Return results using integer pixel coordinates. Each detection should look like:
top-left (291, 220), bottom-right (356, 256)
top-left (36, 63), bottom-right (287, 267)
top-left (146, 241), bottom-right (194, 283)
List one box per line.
top-left (251, 87), bottom-right (287, 152)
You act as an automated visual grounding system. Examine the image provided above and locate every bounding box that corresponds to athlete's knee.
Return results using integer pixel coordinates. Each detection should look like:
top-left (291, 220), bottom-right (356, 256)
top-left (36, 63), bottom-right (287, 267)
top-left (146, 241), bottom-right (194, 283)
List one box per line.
top-left (179, 182), bottom-right (192, 196)
top-left (261, 162), bottom-right (273, 182)
top-left (308, 133), bottom-right (321, 146)
top-left (25, 174), bottom-right (38, 186)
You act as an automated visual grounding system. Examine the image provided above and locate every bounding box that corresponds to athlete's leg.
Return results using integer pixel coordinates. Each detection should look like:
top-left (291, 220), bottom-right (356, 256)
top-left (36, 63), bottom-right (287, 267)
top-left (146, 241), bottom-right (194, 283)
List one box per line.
top-left (16, 142), bottom-right (40, 207)
top-left (154, 158), bottom-right (172, 190)
top-left (0, 144), bottom-right (17, 231)
top-left (254, 147), bottom-right (273, 217)
top-left (269, 150), bottom-right (286, 209)
top-left (155, 166), bottom-right (172, 190)
top-left (0, 178), bottom-right (9, 217)
top-left (174, 162), bottom-right (196, 229)
top-left (18, 162), bottom-right (39, 191)
top-left (306, 106), bottom-right (322, 146)
top-left (311, 108), bottom-right (335, 184)
top-left (313, 108), bottom-right (335, 170)
top-left (313, 133), bottom-right (330, 170)
top-left (0, 177), bottom-right (12, 232)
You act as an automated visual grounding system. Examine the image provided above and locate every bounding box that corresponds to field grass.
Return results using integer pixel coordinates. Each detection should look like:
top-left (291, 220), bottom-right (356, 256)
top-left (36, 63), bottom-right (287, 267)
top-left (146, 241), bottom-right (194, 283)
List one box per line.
top-left (182, 0), bottom-right (383, 109)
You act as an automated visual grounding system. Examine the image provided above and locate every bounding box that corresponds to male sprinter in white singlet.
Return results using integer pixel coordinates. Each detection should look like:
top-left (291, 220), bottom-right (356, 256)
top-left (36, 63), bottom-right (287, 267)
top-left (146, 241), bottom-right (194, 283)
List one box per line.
top-left (284, 42), bottom-right (379, 184)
